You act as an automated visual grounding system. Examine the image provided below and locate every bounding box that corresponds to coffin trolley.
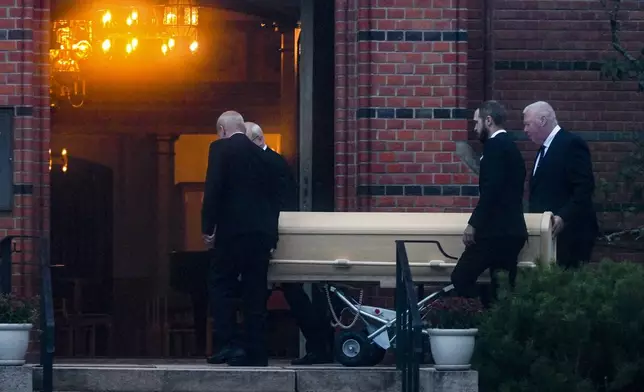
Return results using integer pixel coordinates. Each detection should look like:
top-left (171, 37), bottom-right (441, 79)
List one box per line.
top-left (268, 211), bottom-right (557, 366)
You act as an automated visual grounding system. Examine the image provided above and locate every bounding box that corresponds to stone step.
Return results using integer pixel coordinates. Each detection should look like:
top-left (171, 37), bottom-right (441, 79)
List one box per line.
top-left (26, 364), bottom-right (478, 392)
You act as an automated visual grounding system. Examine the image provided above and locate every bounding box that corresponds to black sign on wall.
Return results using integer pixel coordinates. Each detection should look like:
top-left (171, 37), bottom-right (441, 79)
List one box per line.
top-left (0, 108), bottom-right (14, 212)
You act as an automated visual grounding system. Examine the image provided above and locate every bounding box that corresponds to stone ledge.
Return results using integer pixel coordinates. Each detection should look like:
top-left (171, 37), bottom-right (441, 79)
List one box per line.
top-left (421, 368), bottom-right (478, 392)
top-left (31, 364), bottom-right (478, 392)
top-left (295, 367), bottom-right (400, 392)
top-left (0, 365), bottom-right (32, 392)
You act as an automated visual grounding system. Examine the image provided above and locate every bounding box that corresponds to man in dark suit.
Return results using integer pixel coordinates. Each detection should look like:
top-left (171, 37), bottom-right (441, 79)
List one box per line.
top-left (523, 101), bottom-right (598, 268)
top-left (202, 111), bottom-right (279, 367)
top-left (245, 121), bottom-right (337, 365)
top-left (451, 101), bottom-right (528, 303)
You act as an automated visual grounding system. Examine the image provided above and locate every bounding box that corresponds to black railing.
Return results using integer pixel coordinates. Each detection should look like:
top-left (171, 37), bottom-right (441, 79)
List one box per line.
top-left (395, 240), bottom-right (424, 392)
top-left (39, 237), bottom-right (55, 392)
top-left (0, 236), bottom-right (55, 392)
top-left (0, 236), bottom-right (15, 295)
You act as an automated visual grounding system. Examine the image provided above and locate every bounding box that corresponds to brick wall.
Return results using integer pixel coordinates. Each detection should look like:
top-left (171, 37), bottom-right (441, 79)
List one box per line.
top-left (477, 0), bottom-right (644, 261)
top-left (335, 0), bottom-right (476, 213)
top-left (0, 0), bottom-right (50, 298)
top-left (335, 0), bottom-right (644, 261)
top-left (488, 0), bottom-right (644, 159)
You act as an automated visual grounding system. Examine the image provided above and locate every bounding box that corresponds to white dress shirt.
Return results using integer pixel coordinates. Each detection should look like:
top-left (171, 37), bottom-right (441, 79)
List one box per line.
top-left (480, 129), bottom-right (507, 161)
top-left (533, 125), bottom-right (561, 175)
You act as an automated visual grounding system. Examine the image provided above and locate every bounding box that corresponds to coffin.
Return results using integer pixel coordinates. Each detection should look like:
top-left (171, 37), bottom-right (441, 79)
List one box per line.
top-left (269, 211), bottom-right (556, 287)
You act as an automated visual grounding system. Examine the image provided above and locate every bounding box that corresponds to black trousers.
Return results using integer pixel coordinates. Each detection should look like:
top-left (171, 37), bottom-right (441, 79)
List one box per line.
top-left (208, 235), bottom-right (272, 360)
top-left (556, 234), bottom-right (595, 269)
top-left (450, 236), bottom-right (527, 304)
top-left (280, 283), bottom-right (343, 355)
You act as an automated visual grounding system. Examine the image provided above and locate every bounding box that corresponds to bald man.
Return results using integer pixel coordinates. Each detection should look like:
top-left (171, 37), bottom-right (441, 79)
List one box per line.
top-left (202, 111), bottom-right (280, 366)
top-left (245, 121), bottom-right (337, 364)
top-left (523, 101), bottom-right (598, 268)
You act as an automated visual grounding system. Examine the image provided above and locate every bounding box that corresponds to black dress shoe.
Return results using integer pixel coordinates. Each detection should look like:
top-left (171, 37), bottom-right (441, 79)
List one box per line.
top-left (291, 352), bottom-right (334, 365)
top-left (206, 347), bottom-right (245, 364)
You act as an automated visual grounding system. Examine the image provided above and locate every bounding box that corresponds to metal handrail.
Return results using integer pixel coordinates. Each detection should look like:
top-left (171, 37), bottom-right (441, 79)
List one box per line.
top-left (395, 240), bottom-right (424, 392)
top-left (0, 236), bottom-right (55, 392)
top-left (39, 237), bottom-right (55, 392)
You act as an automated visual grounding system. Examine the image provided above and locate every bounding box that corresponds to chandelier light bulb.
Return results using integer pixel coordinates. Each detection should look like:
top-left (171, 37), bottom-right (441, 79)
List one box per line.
top-left (102, 10), bottom-right (112, 25)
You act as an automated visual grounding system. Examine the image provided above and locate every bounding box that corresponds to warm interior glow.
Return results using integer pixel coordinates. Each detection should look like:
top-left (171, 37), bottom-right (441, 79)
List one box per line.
top-left (102, 10), bottom-right (111, 25)
top-left (174, 134), bottom-right (283, 184)
top-left (101, 39), bottom-right (111, 52)
top-left (168, 37), bottom-right (175, 49)
top-left (49, 148), bottom-right (69, 172)
top-left (189, 40), bottom-right (198, 52)
top-left (165, 12), bottom-right (176, 25)
top-left (161, 43), bottom-right (168, 55)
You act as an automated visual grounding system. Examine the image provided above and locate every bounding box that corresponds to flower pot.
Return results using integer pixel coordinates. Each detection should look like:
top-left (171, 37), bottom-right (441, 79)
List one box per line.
top-left (428, 328), bottom-right (477, 370)
top-left (0, 324), bottom-right (33, 365)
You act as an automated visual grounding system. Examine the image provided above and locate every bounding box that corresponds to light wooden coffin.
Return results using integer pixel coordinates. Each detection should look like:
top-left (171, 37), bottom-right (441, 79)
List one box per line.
top-left (268, 212), bottom-right (556, 287)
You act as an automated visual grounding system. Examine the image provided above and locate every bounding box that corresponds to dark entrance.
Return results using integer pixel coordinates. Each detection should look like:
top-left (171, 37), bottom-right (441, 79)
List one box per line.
top-left (51, 157), bottom-right (114, 356)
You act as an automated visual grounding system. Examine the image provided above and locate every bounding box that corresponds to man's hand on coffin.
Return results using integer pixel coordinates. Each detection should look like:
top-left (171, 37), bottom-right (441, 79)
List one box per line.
top-left (463, 224), bottom-right (476, 247)
top-left (551, 215), bottom-right (564, 237)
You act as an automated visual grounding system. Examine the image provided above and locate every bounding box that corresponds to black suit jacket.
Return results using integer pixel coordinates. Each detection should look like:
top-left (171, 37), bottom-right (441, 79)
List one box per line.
top-left (468, 132), bottom-right (528, 239)
top-left (263, 146), bottom-right (298, 249)
top-left (264, 147), bottom-right (298, 212)
top-left (201, 133), bottom-right (280, 247)
top-left (528, 128), bottom-right (598, 239)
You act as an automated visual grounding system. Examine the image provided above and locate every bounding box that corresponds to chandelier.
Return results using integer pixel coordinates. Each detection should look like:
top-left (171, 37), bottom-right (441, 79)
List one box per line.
top-left (50, 20), bottom-right (92, 108)
top-left (50, 3), bottom-right (201, 108)
top-left (95, 2), bottom-right (199, 58)
top-left (156, 0), bottom-right (199, 55)
top-left (49, 148), bottom-right (69, 172)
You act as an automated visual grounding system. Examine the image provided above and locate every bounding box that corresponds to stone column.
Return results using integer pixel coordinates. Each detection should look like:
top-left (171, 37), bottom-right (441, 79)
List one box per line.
top-left (299, 0), bottom-right (314, 213)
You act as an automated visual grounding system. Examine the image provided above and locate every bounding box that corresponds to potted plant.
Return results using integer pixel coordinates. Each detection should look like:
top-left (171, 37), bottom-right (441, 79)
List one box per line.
top-left (424, 296), bottom-right (483, 370)
top-left (0, 294), bottom-right (39, 365)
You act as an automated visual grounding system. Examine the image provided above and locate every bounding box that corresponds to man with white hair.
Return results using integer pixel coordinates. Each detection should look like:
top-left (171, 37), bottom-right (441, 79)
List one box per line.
top-left (202, 111), bottom-right (279, 366)
top-left (245, 121), bottom-right (297, 213)
top-left (523, 101), bottom-right (598, 268)
top-left (244, 121), bottom-right (336, 364)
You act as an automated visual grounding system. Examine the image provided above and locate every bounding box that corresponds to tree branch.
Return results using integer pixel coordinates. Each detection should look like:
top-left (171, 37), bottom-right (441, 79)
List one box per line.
top-left (599, 226), bottom-right (644, 242)
top-left (604, 0), bottom-right (639, 64)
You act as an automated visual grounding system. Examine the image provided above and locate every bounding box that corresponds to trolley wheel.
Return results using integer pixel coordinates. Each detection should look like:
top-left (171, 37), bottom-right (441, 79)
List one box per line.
top-left (366, 344), bottom-right (387, 366)
top-left (334, 331), bottom-right (374, 367)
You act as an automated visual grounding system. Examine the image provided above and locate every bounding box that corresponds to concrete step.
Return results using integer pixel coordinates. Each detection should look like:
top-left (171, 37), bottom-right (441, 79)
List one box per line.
top-left (29, 364), bottom-right (478, 392)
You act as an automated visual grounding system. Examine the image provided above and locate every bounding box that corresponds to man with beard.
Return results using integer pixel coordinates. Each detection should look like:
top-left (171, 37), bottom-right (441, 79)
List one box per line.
top-left (450, 100), bottom-right (528, 305)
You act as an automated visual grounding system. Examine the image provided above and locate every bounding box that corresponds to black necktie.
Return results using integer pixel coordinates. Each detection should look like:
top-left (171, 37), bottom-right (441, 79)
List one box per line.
top-left (534, 145), bottom-right (546, 175)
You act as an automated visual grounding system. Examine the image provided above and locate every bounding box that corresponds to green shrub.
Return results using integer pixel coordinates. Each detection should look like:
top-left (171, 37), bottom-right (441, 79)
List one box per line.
top-left (473, 261), bottom-right (644, 392)
top-left (423, 297), bottom-right (484, 329)
top-left (0, 294), bottom-right (39, 324)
